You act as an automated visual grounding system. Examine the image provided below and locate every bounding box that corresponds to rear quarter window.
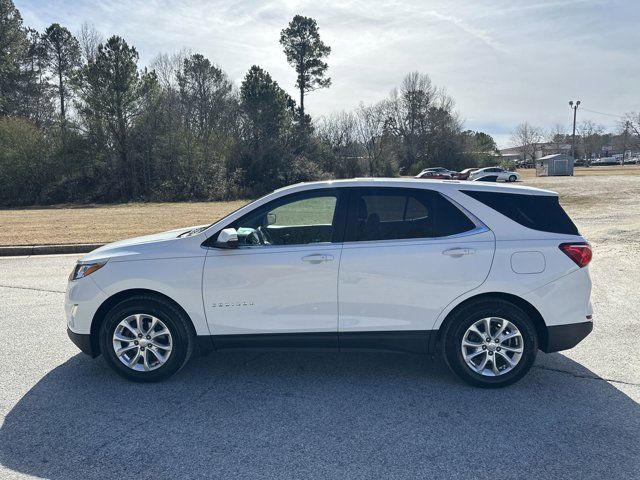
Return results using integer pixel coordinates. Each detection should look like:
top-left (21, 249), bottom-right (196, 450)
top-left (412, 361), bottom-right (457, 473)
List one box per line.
top-left (433, 193), bottom-right (477, 236)
top-left (461, 190), bottom-right (579, 235)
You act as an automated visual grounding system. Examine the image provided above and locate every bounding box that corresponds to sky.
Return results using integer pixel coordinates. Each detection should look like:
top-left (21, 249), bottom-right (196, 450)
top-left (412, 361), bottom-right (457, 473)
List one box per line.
top-left (15, 0), bottom-right (640, 148)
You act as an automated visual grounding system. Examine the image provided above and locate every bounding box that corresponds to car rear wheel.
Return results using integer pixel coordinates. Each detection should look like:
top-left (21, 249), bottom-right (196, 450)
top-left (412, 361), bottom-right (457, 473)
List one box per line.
top-left (508, 175), bottom-right (517, 182)
top-left (100, 296), bottom-right (194, 382)
top-left (442, 298), bottom-right (537, 388)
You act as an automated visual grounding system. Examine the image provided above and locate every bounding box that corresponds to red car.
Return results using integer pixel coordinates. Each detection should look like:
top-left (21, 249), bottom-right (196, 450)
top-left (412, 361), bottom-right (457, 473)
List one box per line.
top-left (451, 168), bottom-right (478, 180)
top-left (415, 170), bottom-right (452, 180)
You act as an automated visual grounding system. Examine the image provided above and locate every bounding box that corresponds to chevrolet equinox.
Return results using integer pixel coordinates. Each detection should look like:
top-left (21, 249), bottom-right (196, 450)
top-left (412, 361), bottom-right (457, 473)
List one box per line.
top-left (66, 179), bottom-right (593, 387)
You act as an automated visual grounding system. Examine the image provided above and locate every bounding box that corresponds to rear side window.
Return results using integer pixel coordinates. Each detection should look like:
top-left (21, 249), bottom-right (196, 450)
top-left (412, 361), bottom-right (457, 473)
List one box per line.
top-left (462, 190), bottom-right (579, 235)
top-left (347, 188), bottom-right (477, 242)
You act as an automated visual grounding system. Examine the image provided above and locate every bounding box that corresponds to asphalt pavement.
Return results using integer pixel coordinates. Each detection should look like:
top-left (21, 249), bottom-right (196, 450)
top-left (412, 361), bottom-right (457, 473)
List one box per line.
top-left (0, 253), bottom-right (638, 479)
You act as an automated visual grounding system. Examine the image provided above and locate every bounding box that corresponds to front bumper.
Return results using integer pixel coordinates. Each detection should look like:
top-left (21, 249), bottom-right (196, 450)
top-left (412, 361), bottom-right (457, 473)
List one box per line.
top-left (542, 320), bottom-right (593, 353)
top-left (67, 327), bottom-right (97, 357)
top-left (65, 276), bottom-right (107, 333)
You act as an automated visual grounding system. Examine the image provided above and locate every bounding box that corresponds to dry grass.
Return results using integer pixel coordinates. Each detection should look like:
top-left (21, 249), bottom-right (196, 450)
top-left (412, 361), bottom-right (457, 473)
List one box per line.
top-left (1, 164), bottom-right (638, 246)
top-left (0, 201), bottom-right (249, 246)
top-left (523, 168), bottom-right (640, 247)
top-left (518, 164), bottom-right (640, 179)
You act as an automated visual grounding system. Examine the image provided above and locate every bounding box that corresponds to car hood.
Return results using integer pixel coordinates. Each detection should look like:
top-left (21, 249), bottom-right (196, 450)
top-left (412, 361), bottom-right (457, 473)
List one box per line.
top-left (80, 225), bottom-right (208, 263)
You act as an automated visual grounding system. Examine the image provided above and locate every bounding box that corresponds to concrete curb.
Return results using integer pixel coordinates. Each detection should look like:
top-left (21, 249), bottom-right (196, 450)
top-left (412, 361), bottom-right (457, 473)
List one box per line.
top-left (0, 243), bottom-right (104, 257)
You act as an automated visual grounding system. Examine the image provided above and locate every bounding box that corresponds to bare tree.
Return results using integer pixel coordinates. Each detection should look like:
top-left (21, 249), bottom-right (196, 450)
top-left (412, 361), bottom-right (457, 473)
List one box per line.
top-left (77, 22), bottom-right (102, 63)
top-left (578, 120), bottom-right (605, 159)
top-left (546, 123), bottom-right (567, 154)
top-left (316, 111), bottom-right (361, 177)
top-left (510, 122), bottom-right (543, 162)
top-left (151, 48), bottom-right (191, 89)
top-left (355, 102), bottom-right (393, 176)
top-left (624, 112), bottom-right (640, 144)
top-left (385, 72), bottom-right (461, 172)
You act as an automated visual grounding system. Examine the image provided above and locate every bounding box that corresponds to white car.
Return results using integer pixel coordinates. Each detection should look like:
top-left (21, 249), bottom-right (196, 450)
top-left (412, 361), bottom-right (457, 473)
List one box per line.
top-left (469, 167), bottom-right (521, 182)
top-left (66, 178), bottom-right (592, 387)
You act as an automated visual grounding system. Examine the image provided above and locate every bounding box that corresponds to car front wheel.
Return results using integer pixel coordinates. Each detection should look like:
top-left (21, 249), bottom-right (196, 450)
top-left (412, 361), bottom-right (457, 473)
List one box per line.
top-left (508, 175), bottom-right (517, 182)
top-left (100, 296), bottom-right (194, 382)
top-left (442, 298), bottom-right (537, 388)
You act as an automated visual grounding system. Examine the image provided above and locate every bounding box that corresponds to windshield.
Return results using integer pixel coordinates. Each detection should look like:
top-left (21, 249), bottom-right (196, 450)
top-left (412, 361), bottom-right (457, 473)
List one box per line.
top-left (178, 225), bottom-right (210, 238)
top-left (203, 198), bottom-right (259, 231)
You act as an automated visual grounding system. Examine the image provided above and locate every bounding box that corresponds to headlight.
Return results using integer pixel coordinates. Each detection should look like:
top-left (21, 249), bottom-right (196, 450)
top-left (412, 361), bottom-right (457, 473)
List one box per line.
top-left (69, 261), bottom-right (107, 281)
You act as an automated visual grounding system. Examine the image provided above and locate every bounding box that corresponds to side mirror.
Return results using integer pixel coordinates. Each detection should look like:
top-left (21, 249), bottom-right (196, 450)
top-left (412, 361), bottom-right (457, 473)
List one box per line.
top-left (267, 212), bottom-right (277, 225)
top-left (215, 228), bottom-right (239, 248)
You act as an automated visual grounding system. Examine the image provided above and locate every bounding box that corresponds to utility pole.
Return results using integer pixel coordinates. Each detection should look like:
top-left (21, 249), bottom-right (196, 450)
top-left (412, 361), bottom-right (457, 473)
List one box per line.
top-left (569, 100), bottom-right (581, 159)
top-left (621, 121), bottom-right (629, 166)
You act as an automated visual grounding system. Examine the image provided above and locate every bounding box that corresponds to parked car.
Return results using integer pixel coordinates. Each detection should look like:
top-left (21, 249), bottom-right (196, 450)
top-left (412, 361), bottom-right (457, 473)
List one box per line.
top-left (469, 167), bottom-right (521, 182)
top-left (452, 168), bottom-right (478, 180)
top-left (516, 160), bottom-right (534, 169)
top-left (422, 167), bottom-right (453, 175)
top-left (415, 170), bottom-right (452, 179)
top-left (416, 167), bottom-right (455, 178)
top-left (471, 175), bottom-right (499, 182)
top-left (66, 179), bottom-right (593, 388)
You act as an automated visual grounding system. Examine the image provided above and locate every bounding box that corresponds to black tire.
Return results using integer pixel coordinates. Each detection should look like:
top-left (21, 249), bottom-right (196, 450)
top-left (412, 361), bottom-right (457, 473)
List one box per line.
top-left (508, 175), bottom-right (517, 182)
top-left (441, 298), bottom-right (537, 388)
top-left (99, 295), bottom-right (195, 382)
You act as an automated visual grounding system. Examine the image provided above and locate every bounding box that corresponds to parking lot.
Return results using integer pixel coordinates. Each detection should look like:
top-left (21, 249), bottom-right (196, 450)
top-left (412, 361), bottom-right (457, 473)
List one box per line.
top-left (1, 174), bottom-right (639, 479)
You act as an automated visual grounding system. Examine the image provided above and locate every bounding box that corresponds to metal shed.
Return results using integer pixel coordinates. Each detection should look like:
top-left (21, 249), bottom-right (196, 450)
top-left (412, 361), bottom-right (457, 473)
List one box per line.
top-left (536, 154), bottom-right (575, 177)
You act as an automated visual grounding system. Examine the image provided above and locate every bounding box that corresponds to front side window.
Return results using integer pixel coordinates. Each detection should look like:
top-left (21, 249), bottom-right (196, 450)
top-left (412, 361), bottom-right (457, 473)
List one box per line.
top-left (346, 188), bottom-right (476, 242)
top-left (230, 192), bottom-right (339, 246)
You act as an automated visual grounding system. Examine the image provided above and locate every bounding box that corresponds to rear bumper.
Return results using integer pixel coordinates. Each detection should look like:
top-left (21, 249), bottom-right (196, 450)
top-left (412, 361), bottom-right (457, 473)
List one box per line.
top-left (542, 320), bottom-right (593, 353)
top-left (67, 327), bottom-right (97, 357)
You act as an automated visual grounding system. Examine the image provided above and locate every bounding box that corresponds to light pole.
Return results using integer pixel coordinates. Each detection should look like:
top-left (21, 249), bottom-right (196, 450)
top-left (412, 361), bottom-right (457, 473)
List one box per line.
top-left (569, 100), bottom-right (580, 159)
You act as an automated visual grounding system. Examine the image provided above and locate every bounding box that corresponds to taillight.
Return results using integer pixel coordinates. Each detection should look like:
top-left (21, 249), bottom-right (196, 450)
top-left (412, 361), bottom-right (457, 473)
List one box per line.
top-left (559, 243), bottom-right (592, 268)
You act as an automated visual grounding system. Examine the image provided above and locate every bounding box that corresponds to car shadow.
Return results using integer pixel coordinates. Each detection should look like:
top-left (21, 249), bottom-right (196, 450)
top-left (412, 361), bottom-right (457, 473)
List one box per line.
top-left (1, 351), bottom-right (638, 479)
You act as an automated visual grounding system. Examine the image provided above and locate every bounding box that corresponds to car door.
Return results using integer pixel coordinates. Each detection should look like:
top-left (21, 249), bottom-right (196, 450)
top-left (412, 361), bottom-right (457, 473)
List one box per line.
top-left (471, 169), bottom-right (486, 180)
top-left (202, 189), bottom-right (346, 349)
top-left (337, 187), bottom-right (495, 353)
top-left (491, 168), bottom-right (508, 180)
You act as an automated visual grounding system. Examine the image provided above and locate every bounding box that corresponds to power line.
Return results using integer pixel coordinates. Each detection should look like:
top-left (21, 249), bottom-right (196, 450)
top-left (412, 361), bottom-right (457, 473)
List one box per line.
top-left (579, 107), bottom-right (625, 119)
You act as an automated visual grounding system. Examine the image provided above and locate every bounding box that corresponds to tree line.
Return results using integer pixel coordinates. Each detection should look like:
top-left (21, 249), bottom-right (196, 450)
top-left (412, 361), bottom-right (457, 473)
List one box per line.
top-left (0, 1), bottom-right (500, 206)
top-left (510, 118), bottom-right (640, 163)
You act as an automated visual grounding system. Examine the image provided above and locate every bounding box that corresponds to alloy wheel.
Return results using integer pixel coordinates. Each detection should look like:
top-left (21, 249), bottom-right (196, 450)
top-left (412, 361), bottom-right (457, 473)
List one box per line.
top-left (461, 317), bottom-right (524, 376)
top-left (112, 314), bottom-right (173, 372)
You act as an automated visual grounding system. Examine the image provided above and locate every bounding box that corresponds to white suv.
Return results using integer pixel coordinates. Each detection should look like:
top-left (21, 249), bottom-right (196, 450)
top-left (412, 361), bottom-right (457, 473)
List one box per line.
top-left (66, 179), bottom-right (593, 387)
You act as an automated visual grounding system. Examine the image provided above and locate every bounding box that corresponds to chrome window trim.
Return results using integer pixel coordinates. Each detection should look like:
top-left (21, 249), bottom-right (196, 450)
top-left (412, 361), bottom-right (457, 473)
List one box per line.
top-left (202, 186), bottom-right (491, 250)
top-left (339, 225), bottom-right (491, 248)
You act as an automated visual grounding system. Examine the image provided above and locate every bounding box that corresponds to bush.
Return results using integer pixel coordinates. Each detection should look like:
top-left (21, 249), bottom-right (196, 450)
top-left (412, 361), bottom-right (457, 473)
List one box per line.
top-left (499, 159), bottom-right (518, 171)
top-left (280, 156), bottom-right (332, 185)
top-left (0, 118), bottom-right (56, 206)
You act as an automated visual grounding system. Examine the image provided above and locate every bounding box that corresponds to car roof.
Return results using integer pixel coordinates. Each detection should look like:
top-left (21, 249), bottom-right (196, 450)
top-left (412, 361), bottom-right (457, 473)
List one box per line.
top-left (273, 177), bottom-right (555, 196)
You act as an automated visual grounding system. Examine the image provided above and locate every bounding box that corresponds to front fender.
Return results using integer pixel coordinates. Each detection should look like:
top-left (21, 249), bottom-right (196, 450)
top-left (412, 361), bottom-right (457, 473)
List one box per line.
top-left (90, 256), bottom-right (210, 336)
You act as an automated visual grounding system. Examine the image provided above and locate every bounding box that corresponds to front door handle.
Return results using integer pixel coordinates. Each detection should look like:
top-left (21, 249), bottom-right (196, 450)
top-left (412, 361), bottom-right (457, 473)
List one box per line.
top-left (302, 254), bottom-right (334, 263)
top-left (442, 248), bottom-right (475, 257)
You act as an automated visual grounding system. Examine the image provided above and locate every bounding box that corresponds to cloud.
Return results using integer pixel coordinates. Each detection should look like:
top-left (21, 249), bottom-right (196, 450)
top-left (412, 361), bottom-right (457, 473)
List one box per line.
top-left (14, 0), bottom-right (640, 147)
top-left (422, 10), bottom-right (506, 53)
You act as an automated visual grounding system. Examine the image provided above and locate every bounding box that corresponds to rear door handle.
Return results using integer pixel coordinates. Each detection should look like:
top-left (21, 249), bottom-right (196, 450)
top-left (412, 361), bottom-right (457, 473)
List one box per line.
top-left (442, 248), bottom-right (475, 257)
top-left (302, 254), bottom-right (334, 263)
